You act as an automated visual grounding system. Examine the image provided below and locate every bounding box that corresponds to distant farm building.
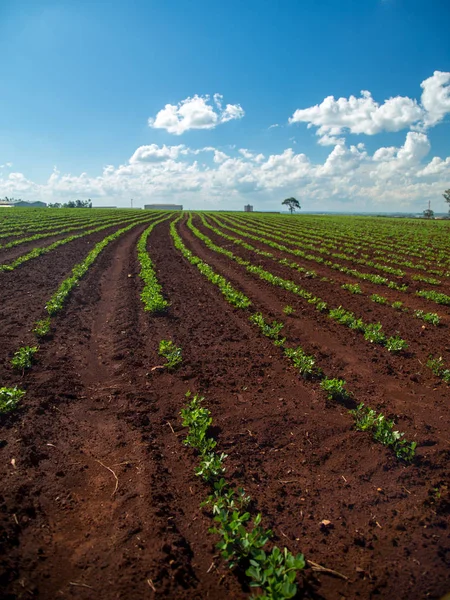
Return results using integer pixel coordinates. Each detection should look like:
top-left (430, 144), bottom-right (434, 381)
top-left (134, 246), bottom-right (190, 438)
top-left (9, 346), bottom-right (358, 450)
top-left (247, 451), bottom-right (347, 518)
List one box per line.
top-left (15, 200), bottom-right (47, 207)
top-left (0, 200), bottom-right (46, 208)
top-left (144, 204), bottom-right (183, 210)
top-left (0, 202), bottom-right (13, 208)
top-left (244, 204), bottom-right (253, 212)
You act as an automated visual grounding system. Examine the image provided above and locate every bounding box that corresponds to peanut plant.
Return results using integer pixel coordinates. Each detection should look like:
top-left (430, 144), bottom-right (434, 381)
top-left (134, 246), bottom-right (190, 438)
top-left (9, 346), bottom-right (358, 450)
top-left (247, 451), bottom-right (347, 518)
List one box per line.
top-left (181, 392), bottom-right (305, 599)
top-left (11, 346), bottom-right (39, 372)
top-left (350, 403), bottom-right (416, 461)
top-left (0, 387), bottom-right (25, 414)
top-left (158, 340), bottom-right (182, 370)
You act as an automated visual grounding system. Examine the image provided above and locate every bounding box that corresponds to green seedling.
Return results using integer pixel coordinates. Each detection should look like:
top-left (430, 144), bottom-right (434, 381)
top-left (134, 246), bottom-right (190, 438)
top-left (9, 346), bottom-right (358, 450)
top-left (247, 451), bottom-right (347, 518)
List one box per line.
top-left (0, 387), bottom-right (25, 414)
top-left (250, 313), bottom-right (285, 346)
top-left (385, 335), bottom-right (408, 353)
top-left (246, 546), bottom-right (306, 599)
top-left (414, 310), bottom-right (440, 326)
top-left (284, 346), bottom-right (322, 379)
top-left (370, 294), bottom-right (388, 304)
top-left (11, 346), bottom-right (39, 372)
top-left (283, 305), bottom-right (295, 315)
top-left (350, 403), bottom-right (416, 461)
top-left (391, 301), bottom-right (404, 310)
top-left (363, 323), bottom-right (385, 344)
top-left (158, 339), bottom-right (182, 370)
top-left (342, 283), bottom-right (362, 294)
top-left (320, 378), bottom-right (351, 401)
top-left (427, 355), bottom-right (450, 383)
top-left (33, 317), bottom-right (51, 337)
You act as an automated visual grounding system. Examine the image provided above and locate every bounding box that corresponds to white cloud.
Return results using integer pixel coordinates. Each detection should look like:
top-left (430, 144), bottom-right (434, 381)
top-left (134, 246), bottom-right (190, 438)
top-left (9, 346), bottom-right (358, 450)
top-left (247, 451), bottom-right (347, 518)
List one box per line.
top-left (417, 156), bottom-right (450, 177)
top-left (129, 144), bottom-right (186, 163)
top-left (2, 134), bottom-right (449, 212)
top-left (290, 91), bottom-right (423, 139)
top-left (370, 132), bottom-right (431, 180)
top-left (289, 71), bottom-right (450, 144)
top-left (213, 150), bottom-right (229, 163)
top-left (317, 134), bottom-right (345, 146)
top-left (148, 94), bottom-right (245, 135)
top-left (239, 148), bottom-right (254, 159)
top-left (421, 71), bottom-right (450, 127)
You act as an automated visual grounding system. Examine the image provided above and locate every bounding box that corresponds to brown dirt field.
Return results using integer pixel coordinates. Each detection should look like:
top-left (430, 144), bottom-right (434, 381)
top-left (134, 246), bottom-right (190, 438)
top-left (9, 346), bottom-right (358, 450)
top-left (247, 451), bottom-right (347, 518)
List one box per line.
top-left (0, 218), bottom-right (449, 600)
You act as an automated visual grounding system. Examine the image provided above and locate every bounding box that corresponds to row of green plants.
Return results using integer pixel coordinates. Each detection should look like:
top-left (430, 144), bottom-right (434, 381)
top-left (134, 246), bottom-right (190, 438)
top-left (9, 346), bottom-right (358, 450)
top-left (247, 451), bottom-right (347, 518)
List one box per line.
top-left (232, 213), bottom-right (450, 277)
top-left (202, 214), bottom-right (319, 280)
top-left (228, 214), bottom-right (450, 287)
top-left (225, 212), bottom-right (450, 283)
top-left (0, 212), bottom-right (104, 237)
top-left (223, 214), bottom-right (408, 278)
top-left (137, 218), bottom-right (171, 313)
top-left (1, 219), bottom-right (154, 419)
top-left (169, 217), bottom-right (252, 309)
top-left (328, 306), bottom-right (408, 352)
top-left (416, 289), bottom-right (450, 306)
top-left (209, 214), bottom-right (407, 291)
top-left (171, 224), bottom-right (416, 460)
top-left (44, 221), bottom-right (145, 316)
top-left (0, 212), bottom-right (138, 250)
top-left (250, 312), bottom-right (416, 461)
top-left (0, 213), bottom-right (155, 272)
top-left (0, 214), bottom-right (104, 240)
top-left (207, 215), bottom-right (447, 319)
top-left (181, 392), bottom-right (306, 599)
top-left (188, 216), bottom-right (409, 354)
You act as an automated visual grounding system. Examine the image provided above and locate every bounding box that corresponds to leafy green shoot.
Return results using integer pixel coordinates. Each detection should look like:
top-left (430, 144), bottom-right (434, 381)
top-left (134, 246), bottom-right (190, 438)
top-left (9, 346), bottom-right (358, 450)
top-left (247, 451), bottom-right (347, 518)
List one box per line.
top-left (11, 346), bottom-right (39, 372)
top-left (0, 387), bottom-right (26, 414)
top-left (33, 317), bottom-right (51, 337)
top-left (158, 340), bottom-right (182, 370)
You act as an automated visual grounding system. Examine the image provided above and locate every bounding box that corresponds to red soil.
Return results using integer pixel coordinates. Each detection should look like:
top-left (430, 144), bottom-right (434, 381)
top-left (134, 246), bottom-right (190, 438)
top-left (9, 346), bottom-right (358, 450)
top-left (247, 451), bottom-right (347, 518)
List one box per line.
top-left (0, 218), bottom-right (448, 600)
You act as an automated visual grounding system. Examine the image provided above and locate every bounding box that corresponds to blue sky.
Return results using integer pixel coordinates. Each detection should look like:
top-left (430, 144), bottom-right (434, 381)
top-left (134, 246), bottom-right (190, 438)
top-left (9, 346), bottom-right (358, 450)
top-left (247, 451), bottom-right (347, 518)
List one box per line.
top-left (0, 0), bottom-right (449, 211)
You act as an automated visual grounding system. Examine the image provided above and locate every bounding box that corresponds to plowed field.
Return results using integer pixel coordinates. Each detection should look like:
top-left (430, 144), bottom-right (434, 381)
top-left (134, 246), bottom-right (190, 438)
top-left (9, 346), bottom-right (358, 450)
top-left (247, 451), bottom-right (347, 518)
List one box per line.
top-left (1, 211), bottom-right (449, 600)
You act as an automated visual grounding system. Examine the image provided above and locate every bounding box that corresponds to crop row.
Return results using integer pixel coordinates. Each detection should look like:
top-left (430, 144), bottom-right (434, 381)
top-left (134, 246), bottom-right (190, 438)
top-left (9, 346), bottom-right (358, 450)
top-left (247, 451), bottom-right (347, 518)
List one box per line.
top-left (207, 214), bottom-right (450, 311)
top-left (171, 218), bottom-right (417, 459)
top-left (0, 211), bottom-right (128, 240)
top-left (0, 213), bottom-right (160, 273)
top-left (234, 213), bottom-right (450, 274)
top-left (1, 219), bottom-right (154, 413)
top-left (208, 214), bottom-right (408, 290)
top-left (187, 216), bottom-right (409, 354)
top-left (202, 215), bottom-right (444, 327)
top-left (181, 392), bottom-right (306, 599)
top-left (0, 212), bottom-right (146, 250)
top-left (224, 213), bottom-right (450, 282)
top-left (137, 216), bottom-right (171, 313)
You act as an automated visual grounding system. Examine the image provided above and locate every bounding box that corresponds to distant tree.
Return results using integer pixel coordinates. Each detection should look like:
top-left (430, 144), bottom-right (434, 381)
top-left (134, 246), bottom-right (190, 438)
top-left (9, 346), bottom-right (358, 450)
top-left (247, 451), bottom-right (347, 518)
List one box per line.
top-left (443, 189), bottom-right (450, 213)
top-left (48, 202), bottom-right (62, 208)
top-left (282, 197), bottom-right (301, 214)
top-left (66, 199), bottom-right (92, 208)
top-left (423, 208), bottom-right (434, 219)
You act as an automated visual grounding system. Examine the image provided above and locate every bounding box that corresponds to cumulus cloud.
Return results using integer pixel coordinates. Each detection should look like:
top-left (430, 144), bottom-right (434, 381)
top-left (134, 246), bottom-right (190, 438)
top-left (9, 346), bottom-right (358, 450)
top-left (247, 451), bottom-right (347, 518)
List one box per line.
top-left (148, 94), bottom-right (245, 135)
top-left (421, 71), bottom-right (450, 127)
top-left (130, 144), bottom-right (187, 163)
top-left (2, 131), bottom-right (449, 212)
top-left (289, 71), bottom-right (450, 144)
